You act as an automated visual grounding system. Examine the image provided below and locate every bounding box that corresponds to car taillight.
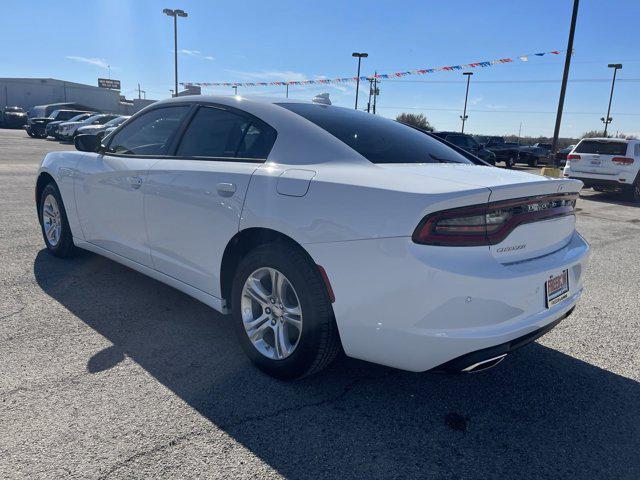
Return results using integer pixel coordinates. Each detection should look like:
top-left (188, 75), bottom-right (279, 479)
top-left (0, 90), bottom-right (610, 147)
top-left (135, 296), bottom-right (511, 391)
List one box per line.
top-left (612, 157), bottom-right (634, 165)
top-left (567, 154), bottom-right (580, 161)
top-left (413, 194), bottom-right (578, 246)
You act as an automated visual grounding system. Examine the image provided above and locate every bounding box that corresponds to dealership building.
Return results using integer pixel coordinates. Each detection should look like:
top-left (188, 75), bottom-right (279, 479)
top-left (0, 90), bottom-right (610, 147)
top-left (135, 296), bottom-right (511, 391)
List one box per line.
top-left (0, 78), bottom-right (161, 115)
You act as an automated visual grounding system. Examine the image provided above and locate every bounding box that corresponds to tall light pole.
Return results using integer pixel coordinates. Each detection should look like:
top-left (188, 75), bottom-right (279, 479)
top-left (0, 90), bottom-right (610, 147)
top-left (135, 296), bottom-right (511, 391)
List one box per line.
top-left (460, 72), bottom-right (473, 133)
top-left (551, 0), bottom-right (579, 167)
top-left (352, 52), bottom-right (368, 110)
top-left (602, 63), bottom-right (622, 137)
top-left (163, 8), bottom-right (188, 98)
top-left (232, 85), bottom-right (238, 95)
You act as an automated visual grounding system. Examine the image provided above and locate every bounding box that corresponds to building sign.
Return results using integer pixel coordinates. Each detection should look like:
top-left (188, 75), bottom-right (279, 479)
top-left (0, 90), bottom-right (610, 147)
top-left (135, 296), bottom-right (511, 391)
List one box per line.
top-left (98, 78), bottom-right (121, 90)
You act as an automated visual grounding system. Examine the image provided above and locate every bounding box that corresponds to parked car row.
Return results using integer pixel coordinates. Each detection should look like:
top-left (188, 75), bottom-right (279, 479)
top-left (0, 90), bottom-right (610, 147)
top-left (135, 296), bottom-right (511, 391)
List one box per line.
top-left (24, 108), bottom-right (130, 142)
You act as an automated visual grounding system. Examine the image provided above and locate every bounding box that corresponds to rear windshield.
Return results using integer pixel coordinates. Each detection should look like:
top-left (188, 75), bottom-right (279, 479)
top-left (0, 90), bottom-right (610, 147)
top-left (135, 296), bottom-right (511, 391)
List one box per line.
top-left (278, 103), bottom-right (472, 164)
top-left (574, 140), bottom-right (628, 155)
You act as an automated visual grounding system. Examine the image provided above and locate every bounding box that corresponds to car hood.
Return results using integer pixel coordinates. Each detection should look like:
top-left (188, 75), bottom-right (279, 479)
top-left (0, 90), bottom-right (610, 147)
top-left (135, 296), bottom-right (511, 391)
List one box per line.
top-left (4, 112), bottom-right (26, 116)
top-left (78, 125), bottom-right (105, 131)
top-left (59, 121), bottom-right (82, 127)
top-left (376, 163), bottom-right (582, 200)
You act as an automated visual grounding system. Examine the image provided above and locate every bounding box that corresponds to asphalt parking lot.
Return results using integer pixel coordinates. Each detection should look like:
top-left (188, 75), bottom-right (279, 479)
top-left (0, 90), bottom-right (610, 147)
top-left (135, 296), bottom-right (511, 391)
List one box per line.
top-left (0, 127), bottom-right (638, 479)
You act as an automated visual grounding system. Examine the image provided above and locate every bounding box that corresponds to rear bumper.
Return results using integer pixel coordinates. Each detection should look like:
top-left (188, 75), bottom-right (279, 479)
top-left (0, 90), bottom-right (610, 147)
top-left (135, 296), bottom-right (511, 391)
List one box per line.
top-left (564, 169), bottom-right (637, 187)
top-left (306, 231), bottom-right (589, 372)
top-left (432, 306), bottom-right (573, 372)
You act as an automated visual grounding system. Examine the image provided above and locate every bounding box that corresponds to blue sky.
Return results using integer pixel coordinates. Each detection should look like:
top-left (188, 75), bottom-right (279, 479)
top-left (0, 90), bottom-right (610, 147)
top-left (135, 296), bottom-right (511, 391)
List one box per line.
top-left (2, 0), bottom-right (638, 137)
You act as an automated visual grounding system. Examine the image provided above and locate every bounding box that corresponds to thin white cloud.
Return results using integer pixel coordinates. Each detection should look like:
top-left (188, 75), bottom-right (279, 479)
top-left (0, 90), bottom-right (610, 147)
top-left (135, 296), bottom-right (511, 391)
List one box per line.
top-left (470, 96), bottom-right (483, 105)
top-left (66, 56), bottom-right (110, 69)
top-left (225, 69), bottom-right (308, 82)
top-left (174, 49), bottom-right (214, 60)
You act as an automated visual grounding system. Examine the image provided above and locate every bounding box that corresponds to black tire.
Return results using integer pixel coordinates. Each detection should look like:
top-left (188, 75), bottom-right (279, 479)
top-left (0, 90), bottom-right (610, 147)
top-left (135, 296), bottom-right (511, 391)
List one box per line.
top-left (231, 243), bottom-right (341, 380)
top-left (38, 182), bottom-right (76, 257)
top-left (505, 156), bottom-right (515, 169)
top-left (625, 182), bottom-right (640, 203)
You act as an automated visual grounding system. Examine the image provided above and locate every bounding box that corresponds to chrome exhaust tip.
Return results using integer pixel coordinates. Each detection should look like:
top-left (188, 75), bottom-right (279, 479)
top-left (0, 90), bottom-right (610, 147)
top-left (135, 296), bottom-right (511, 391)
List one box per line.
top-left (461, 354), bottom-right (507, 373)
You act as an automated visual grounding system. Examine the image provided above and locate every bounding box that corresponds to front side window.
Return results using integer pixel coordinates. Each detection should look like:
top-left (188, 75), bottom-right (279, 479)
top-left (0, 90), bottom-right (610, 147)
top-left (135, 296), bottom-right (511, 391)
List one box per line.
top-left (106, 106), bottom-right (190, 156)
top-left (279, 103), bottom-right (471, 164)
top-left (574, 140), bottom-right (628, 156)
top-left (176, 106), bottom-right (276, 159)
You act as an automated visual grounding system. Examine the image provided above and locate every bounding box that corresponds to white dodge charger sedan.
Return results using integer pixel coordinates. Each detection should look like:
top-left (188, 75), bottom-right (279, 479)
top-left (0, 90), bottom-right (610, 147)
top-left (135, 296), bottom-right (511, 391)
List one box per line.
top-left (36, 95), bottom-right (589, 379)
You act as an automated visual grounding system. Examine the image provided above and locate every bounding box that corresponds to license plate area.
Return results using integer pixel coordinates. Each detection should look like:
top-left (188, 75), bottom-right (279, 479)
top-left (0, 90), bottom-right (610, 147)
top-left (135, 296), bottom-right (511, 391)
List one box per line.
top-left (546, 269), bottom-right (569, 308)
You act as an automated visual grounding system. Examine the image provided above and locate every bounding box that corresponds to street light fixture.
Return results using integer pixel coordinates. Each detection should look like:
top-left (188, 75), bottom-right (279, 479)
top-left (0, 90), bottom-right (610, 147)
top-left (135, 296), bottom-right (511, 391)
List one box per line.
top-left (602, 63), bottom-right (622, 137)
top-left (352, 52), bottom-right (368, 110)
top-left (163, 8), bottom-right (188, 98)
top-left (460, 72), bottom-right (473, 133)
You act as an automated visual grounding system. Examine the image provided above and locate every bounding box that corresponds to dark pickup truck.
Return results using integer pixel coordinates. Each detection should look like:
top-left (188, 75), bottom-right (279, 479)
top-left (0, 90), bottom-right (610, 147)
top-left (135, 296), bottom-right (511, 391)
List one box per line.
top-left (476, 136), bottom-right (520, 168)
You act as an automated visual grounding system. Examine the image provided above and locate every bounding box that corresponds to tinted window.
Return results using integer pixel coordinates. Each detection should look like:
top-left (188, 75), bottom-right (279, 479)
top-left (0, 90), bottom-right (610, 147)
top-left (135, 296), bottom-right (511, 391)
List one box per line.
top-left (68, 114), bottom-right (89, 122)
top-left (176, 106), bottom-right (276, 159)
top-left (58, 111), bottom-right (83, 120)
top-left (635, 144), bottom-right (640, 157)
top-left (94, 115), bottom-right (118, 125)
top-left (279, 103), bottom-right (471, 164)
top-left (106, 106), bottom-right (190, 156)
top-left (574, 140), bottom-right (628, 156)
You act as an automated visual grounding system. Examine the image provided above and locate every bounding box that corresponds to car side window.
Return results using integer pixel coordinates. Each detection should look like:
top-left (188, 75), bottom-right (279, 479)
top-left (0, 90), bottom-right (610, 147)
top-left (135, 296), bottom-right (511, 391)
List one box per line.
top-left (176, 106), bottom-right (276, 160)
top-left (446, 135), bottom-right (465, 148)
top-left (635, 143), bottom-right (640, 157)
top-left (106, 106), bottom-right (190, 156)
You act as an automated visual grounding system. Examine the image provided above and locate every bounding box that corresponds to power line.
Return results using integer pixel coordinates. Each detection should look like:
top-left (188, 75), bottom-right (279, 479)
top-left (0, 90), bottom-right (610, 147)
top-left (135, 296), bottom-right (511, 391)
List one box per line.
top-left (377, 106), bottom-right (640, 116)
top-left (382, 78), bottom-right (640, 84)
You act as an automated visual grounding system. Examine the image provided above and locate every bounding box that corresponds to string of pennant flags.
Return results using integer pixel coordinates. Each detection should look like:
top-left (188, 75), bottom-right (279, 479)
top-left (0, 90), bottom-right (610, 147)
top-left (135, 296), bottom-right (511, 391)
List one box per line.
top-left (182, 50), bottom-right (562, 88)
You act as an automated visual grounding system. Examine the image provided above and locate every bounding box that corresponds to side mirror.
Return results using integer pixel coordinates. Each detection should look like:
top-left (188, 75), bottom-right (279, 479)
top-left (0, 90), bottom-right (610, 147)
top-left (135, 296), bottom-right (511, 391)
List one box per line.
top-left (75, 134), bottom-right (101, 152)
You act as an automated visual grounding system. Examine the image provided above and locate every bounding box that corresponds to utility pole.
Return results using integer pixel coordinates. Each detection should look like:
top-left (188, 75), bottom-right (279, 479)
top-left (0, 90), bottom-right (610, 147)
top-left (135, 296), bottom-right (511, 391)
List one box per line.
top-left (460, 72), bottom-right (473, 133)
top-left (366, 77), bottom-right (373, 113)
top-left (602, 63), bottom-right (622, 137)
top-left (372, 73), bottom-right (379, 114)
top-left (285, 83), bottom-right (289, 98)
top-left (551, 0), bottom-right (579, 167)
top-left (352, 52), bottom-right (368, 110)
top-left (138, 83), bottom-right (142, 99)
top-left (518, 122), bottom-right (523, 145)
top-left (163, 8), bottom-right (188, 97)
top-left (233, 85), bottom-right (238, 95)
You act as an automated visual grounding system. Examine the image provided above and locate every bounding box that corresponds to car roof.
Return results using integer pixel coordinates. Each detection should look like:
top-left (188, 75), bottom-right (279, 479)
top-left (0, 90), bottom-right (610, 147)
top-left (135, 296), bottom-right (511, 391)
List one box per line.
top-left (579, 137), bottom-right (631, 143)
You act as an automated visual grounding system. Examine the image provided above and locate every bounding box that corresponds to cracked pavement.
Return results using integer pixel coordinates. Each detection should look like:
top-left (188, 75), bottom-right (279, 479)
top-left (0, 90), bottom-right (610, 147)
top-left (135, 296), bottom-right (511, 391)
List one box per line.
top-left (0, 128), bottom-right (639, 479)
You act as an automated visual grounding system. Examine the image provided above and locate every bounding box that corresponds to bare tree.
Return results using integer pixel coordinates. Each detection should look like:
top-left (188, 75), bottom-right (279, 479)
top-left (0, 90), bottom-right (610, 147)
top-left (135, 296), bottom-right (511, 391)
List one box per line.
top-left (396, 113), bottom-right (434, 132)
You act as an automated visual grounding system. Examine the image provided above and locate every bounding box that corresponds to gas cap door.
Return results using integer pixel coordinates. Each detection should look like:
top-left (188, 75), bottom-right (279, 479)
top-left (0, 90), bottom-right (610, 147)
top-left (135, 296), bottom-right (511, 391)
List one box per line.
top-left (276, 169), bottom-right (316, 197)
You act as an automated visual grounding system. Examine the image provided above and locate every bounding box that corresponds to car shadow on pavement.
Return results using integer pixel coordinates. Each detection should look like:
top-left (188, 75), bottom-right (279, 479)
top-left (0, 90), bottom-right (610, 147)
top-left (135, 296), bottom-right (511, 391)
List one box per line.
top-left (34, 249), bottom-right (640, 479)
top-left (579, 191), bottom-right (640, 208)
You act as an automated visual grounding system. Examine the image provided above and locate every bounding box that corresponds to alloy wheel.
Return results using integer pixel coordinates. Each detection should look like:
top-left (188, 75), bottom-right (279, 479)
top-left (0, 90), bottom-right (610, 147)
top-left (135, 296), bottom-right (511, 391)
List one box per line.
top-left (240, 267), bottom-right (303, 360)
top-left (42, 194), bottom-right (62, 247)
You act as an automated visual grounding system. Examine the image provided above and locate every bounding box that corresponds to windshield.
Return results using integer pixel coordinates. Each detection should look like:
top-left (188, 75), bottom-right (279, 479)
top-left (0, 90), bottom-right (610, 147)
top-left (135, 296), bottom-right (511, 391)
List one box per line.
top-left (105, 116), bottom-right (128, 127)
top-left (48, 110), bottom-right (60, 119)
top-left (68, 114), bottom-right (89, 122)
top-left (574, 140), bottom-right (628, 155)
top-left (5, 107), bottom-right (24, 113)
top-left (278, 103), bottom-right (472, 164)
top-left (82, 115), bottom-right (104, 124)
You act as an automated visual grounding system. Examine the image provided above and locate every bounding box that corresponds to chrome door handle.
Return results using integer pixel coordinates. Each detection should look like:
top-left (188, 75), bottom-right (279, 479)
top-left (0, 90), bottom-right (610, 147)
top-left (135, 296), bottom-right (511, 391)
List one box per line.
top-left (128, 176), bottom-right (143, 189)
top-left (216, 182), bottom-right (236, 197)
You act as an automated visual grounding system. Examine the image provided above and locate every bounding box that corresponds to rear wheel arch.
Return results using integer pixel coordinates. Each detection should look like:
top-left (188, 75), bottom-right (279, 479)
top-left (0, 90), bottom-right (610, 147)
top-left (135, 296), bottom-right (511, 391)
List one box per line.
top-left (220, 228), bottom-right (329, 311)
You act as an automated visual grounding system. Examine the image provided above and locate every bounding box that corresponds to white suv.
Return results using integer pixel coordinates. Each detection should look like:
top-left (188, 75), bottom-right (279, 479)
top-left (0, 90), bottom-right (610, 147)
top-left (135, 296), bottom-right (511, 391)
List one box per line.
top-left (564, 138), bottom-right (640, 202)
